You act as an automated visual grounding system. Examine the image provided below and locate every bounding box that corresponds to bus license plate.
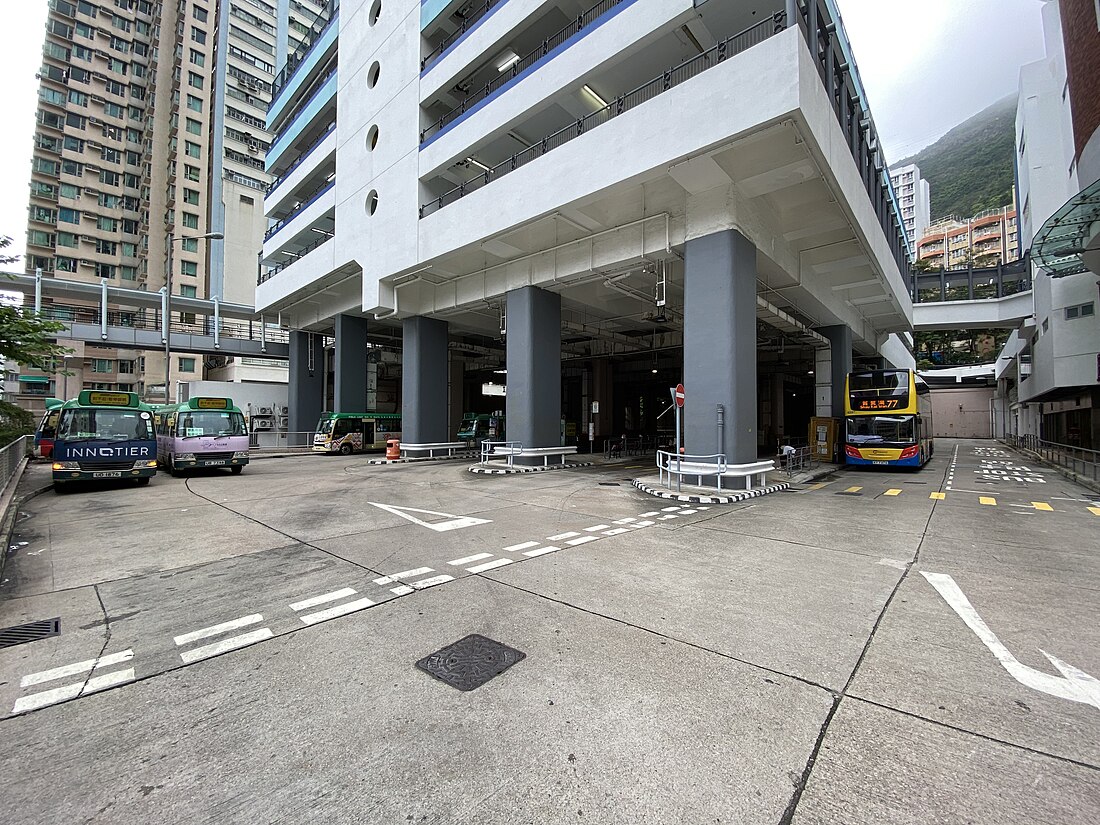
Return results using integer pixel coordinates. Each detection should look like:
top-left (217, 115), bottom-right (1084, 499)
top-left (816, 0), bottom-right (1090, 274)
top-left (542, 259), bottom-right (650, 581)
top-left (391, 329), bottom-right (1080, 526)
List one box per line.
top-left (202, 460), bottom-right (225, 466)
top-left (873, 461), bottom-right (889, 465)
top-left (92, 471), bottom-right (122, 478)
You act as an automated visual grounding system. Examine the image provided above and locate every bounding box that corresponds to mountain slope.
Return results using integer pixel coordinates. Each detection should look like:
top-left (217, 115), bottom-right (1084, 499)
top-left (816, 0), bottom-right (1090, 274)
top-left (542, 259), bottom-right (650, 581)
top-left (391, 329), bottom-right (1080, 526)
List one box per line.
top-left (897, 95), bottom-right (1017, 221)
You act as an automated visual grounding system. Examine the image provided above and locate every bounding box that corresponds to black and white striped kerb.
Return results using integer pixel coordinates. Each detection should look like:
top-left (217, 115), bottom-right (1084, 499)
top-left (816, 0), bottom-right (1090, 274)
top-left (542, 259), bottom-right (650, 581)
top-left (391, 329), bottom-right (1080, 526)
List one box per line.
top-left (367, 453), bottom-right (477, 465)
top-left (631, 478), bottom-right (790, 504)
top-left (468, 461), bottom-right (595, 475)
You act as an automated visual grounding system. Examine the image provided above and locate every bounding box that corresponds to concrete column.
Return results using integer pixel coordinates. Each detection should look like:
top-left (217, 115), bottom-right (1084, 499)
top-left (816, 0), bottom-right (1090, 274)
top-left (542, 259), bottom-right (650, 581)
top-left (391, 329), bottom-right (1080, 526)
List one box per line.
top-left (818, 324), bottom-right (853, 419)
top-left (683, 228), bottom-right (757, 465)
top-left (506, 286), bottom-right (561, 461)
top-left (448, 356), bottom-right (464, 440)
top-left (333, 314), bottom-right (368, 412)
top-left (288, 331), bottom-right (323, 434)
top-left (401, 315), bottom-right (449, 447)
top-left (814, 348), bottom-right (832, 417)
top-left (771, 372), bottom-right (786, 446)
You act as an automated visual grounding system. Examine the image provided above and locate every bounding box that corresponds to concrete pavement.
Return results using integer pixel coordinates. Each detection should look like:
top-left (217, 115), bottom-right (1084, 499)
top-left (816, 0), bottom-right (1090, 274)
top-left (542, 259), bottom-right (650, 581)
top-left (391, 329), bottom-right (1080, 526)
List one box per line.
top-left (1, 439), bottom-right (1098, 823)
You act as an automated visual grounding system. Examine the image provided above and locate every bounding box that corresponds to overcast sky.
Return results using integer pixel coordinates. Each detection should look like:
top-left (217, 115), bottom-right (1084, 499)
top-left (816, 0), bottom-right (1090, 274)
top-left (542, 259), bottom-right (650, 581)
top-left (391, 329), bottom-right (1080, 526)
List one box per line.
top-left (0, 0), bottom-right (1047, 265)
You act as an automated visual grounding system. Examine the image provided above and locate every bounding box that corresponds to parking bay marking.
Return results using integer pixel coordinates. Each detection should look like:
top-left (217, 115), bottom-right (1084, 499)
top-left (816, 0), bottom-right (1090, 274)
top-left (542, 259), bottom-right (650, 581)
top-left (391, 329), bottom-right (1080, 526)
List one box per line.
top-left (368, 502), bottom-right (492, 532)
top-left (922, 572), bottom-right (1100, 711)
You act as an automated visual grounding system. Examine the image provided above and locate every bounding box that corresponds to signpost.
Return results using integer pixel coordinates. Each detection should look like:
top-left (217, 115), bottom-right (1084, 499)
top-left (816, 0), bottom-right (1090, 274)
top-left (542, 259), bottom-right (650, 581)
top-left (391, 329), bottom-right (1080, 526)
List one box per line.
top-left (671, 384), bottom-right (685, 492)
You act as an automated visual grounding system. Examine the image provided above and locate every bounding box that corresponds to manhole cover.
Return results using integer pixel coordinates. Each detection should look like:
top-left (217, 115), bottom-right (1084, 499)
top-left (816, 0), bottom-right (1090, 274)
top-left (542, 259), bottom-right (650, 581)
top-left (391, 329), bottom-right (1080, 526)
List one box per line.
top-left (0, 618), bottom-right (61, 649)
top-left (416, 633), bottom-right (525, 691)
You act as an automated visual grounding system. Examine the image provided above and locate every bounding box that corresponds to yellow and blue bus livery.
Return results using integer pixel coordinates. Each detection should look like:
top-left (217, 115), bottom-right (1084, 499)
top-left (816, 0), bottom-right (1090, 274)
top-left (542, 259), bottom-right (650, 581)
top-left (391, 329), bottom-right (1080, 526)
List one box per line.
top-left (313, 412), bottom-right (402, 454)
top-left (844, 369), bottom-right (933, 468)
top-left (51, 391), bottom-right (158, 489)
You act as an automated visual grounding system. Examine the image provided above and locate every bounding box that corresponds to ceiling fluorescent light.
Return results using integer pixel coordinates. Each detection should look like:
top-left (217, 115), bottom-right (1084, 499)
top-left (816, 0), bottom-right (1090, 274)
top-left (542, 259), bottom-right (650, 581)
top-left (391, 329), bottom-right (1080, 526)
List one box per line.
top-left (494, 49), bottom-right (520, 73)
top-left (581, 84), bottom-right (608, 108)
top-left (466, 157), bottom-right (491, 172)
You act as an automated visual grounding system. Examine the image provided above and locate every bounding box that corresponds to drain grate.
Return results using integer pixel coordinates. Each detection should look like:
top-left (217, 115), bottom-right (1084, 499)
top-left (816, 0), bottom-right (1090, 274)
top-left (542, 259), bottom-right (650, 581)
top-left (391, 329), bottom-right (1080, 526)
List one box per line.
top-left (0, 618), bottom-right (61, 649)
top-left (416, 633), bottom-right (525, 691)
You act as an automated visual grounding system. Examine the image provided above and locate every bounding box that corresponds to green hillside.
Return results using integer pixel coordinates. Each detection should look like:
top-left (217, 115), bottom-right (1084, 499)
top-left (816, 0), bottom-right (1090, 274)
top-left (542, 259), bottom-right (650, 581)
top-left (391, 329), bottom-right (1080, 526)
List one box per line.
top-left (897, 95), bottom-right (1017, 222)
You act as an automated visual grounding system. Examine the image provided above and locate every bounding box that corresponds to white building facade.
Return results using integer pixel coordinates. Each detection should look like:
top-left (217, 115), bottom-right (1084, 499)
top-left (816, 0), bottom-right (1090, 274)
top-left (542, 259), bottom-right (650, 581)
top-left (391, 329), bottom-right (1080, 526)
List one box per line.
top-left (888, 162), bottom-right (931, 252)
top-left (258, 0), bottom-right (914, 462)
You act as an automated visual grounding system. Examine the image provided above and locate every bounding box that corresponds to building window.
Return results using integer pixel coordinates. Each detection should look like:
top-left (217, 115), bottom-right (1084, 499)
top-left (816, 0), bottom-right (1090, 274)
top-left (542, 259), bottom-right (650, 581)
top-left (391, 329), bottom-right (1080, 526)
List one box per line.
top-left (181, 260), bottom-right (198, 276)
top-left (181, 237), bottom-right (198, 252)
top-left (91, 358), bottom-right (113, 373)
top-left (191, 27), bottom-right (206, 45)
top-left (186, 94), bottom-right (203, 112)
top-left (186, 117), bottom-right (202, 135)
top-left (180, 285), bottom-right (197, 298)
top-left (183, 188), bottom-right (200, 205)
top-left (118, 360), bottom-right (135, 374)
top-left (178, 357), bottom-right (196, 372)
top-left (1065, 302), bottom-right (1094, 320)
top-left (188, 71), bottom-right (203, 90)
top-left (184, 164), bottom-right (201, 182)
top-left (96, 263), bottom-right (117, 279)
top-left (182, 212), bottom-right (199, 229)
top-left (58, 208), bottom-right (80, 224)
top-left (185, 140), bottom-right (201, 158)
top-left (190, 49), bottom-right (205, 67)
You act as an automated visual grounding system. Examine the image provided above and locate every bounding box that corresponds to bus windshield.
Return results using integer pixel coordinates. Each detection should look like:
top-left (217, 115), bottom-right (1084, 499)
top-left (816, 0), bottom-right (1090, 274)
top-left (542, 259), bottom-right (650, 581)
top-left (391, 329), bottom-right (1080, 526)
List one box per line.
top-left (316, 417), bottom-right (335, 435)
top-left (58, 408), bottom-right (153, 441)
top-left (176, 410), bottom-right (247, 438)
top-left (847, 415), bottom-right (915, 447)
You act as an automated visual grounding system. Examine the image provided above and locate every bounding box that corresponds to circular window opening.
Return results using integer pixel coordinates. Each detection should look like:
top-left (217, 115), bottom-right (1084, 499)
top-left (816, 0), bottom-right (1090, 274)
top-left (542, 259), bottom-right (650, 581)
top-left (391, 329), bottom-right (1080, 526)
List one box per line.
top-left (366, 125), bottom-right (379, 152)
top-left (367, 61), bottom-right (380, 89)
top-left (369, 0), bottom-right (381, 26)
top-left (366, 190), bottom-right (379, 216)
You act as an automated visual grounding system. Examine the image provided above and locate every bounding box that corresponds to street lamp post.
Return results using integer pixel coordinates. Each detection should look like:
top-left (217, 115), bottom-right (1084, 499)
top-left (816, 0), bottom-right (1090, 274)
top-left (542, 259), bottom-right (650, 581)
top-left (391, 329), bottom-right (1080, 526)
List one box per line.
top-left (164, 231), bottom-right (223, 403)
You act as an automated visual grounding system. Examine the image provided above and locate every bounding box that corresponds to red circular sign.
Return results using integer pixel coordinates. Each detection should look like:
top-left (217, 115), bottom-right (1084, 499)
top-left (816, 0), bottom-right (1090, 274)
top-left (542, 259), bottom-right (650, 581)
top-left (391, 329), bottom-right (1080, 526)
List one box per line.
top-left (674, 383), bottom-right (685, 407)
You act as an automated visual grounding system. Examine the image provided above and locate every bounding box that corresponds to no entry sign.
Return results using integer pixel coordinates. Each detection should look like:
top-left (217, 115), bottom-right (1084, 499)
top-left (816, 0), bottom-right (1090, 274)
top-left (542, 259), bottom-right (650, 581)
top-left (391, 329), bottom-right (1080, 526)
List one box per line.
top-left (674, 384), bottom-right (685, 407)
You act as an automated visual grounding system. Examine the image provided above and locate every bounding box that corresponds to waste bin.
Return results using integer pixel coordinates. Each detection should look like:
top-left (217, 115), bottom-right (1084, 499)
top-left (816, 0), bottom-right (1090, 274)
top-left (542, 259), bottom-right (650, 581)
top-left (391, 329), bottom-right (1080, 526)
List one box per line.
top-left (386, 438), bottom-right (400, 460)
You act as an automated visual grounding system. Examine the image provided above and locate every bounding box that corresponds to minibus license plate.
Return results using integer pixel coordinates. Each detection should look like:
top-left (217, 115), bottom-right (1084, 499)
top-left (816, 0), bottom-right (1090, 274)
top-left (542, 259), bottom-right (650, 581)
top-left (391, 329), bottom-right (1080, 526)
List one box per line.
top-left (93, 471), bottom-right (122, 478)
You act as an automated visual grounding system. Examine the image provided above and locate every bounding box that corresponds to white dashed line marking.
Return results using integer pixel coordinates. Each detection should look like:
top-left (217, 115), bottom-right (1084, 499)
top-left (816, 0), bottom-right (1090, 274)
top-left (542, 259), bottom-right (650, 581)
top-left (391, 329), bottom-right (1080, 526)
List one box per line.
top-left (299, 598), bottom-right (374, 626)
top-left (467, 558), bottom-right (513, 573)
top-left (12, 668), bottom-right (136, 715)
top-left (179, 628), bottom-right (274, 662)
top-left (373, 567), bottom-right (434, 585)
top-left (522, 545), bottom-right (562, 557)
top-left (547, 531), bottom-right (581, 541)
top-left (289, 588), bottom-right (357, 612)
top-left (174, 615), bottom-right (264, 647)
top-left (584, 524), bottom-right (611, 532)
top-left (411, 574), bottom-right (453, 589)
top-left (448, 553), bottom-right (493, 566)
top-left (20, 650), bottom-right (134, 688)
top-left (566, 536), bottom-right (599, 546)
top-left (389, 585), bottom-right (414, 596)
top-left (503, 541), bottom-right (540, 552)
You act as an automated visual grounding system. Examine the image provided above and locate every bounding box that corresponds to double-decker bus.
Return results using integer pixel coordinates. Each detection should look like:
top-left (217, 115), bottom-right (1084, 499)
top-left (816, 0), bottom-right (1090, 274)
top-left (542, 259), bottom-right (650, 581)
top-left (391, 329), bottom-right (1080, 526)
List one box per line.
top-left (51, 391), bottom-right (158, 491)
top-left (313, 412), bottom-right (401, 454)
top-left (844, 369), bottom-right (934, 468)
top-left (156, 396), bottom-right (250, 476)
top-left (34, 398), bottom-right (64, 458)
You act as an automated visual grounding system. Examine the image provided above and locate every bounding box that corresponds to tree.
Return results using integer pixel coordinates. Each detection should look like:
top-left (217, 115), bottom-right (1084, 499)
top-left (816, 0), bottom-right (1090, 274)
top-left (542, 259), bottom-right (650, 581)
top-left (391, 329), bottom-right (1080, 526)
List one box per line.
top-left (1, 236), bottom-right (72, 370)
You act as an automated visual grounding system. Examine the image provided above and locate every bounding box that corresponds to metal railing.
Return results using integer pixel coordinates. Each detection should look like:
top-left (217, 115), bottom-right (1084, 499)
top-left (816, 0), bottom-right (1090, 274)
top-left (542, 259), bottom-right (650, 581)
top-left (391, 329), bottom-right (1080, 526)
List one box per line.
top-left (480, 439), bottom-right (523, 467)
top-left (604, 435), bottom-right (657, 458)
top-left (248, 431), bottom-right (316, 451)
top-left (656, 450), bottom-right (727, 492)
top-left (420, 0), bottom-right (626, 143)
top-left (1003, 434), bottom-right (1099, 482)
top-left (1, 435), bottom-right (32, 497)
top-left (420, 12), bottom-right (785, 217)
top-left (421, 0), bottom-right (504, 71)
top-left (266, 120), bottom-right (336, 196)
top-left (778, 446), bottom-right (811, 476)
top-left (271, 0), bottom-right (339, 100)
top-left (270, 65), bottom-right (338, 152)
top-left (258, 234), bottom-right (333, 284)
top-left (264, 178), bottom-right (335, 241)
top-left (39, 302), bottom-right (290, 345)
top-left (910, 255), bottom-right (1030, 303)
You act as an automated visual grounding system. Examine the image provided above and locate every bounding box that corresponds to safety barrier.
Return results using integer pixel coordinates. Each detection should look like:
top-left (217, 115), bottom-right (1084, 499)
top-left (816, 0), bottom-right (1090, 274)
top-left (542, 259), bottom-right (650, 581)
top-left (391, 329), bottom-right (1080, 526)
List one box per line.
top-left (1002, 434), bottom-right (1099, 482)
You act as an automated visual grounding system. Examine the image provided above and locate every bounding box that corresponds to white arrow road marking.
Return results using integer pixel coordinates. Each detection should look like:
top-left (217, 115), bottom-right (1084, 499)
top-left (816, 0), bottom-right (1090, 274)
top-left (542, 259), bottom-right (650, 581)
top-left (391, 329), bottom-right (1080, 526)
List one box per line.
top-left (368, 502), bottom-right (492, 532)
top-left (922, 572), bottom-right (1100, 710)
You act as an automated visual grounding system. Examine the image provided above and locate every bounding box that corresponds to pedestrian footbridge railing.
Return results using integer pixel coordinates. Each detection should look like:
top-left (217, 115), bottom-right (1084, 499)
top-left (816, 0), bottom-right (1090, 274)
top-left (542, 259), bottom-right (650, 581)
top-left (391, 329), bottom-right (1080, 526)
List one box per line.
top-left (1002, 434), bottom-right (1099, 484)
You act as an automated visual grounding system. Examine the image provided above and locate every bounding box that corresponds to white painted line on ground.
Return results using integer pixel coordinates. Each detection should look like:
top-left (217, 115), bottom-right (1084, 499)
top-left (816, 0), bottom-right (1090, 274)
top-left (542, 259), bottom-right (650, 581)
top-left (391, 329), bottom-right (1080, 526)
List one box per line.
top-left (634, 520), bottom-right (656, 527)
top-left (660, 506), bottom-right (683, 512)
top-left (373, 567), bottom-right (434, 585)
top-left (523, 545), bottom-right (561, 557)
top-left (448, 553), bottom-right (493, 566)
top-left (584, 524), bottom-right (611, 532)
top-left (412, 574), bottom-right (454, 589)
top-left (503, 541), bottom-right (540, 552)
top-left (678, 509), bottom-right (699, 515)
top-left (289, 588), bottom-right (357, 612)
top-left (566, 536), bottom-right (599, 546)
top-left (659, 514), bottom-right (678, 520)
top-left (20, 649), bottom-right (134, 688)
top-left (389, 585), bottom-right (414, 596)
top-left (547, 531), bottom-right (581, 541)
top-left (12, 667), bottom-right (136, 714)
top-left (466, 558), bottom-right (513, 573)
top-left (612, 517), bottom-right (637, 524)
top-left (174, 614), bottom-right (264, 647)
top-left (368, 502), bottom-right (492, 532)
top-left (179, 628), bottom-right (274, 663)
top-left (878, 558), bottom-right (908, 570)
top-left (602, 528), bottom-right (630, 535)
top-left (696, 507), bottom-right (710, 510)
top-left (299, 598), bottom-right (375, 626)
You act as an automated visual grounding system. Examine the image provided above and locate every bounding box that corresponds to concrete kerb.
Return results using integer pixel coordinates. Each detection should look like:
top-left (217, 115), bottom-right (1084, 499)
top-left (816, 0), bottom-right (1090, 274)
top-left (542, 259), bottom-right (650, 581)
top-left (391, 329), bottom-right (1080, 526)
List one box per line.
top-left (0, 463), bottom-right (53, 584)
top-left (632, 476), bottom-right (790, 504)
top-left (468, 461), bottom-right (596, 475)
top-left (368, 452), bottom-right (478, 465)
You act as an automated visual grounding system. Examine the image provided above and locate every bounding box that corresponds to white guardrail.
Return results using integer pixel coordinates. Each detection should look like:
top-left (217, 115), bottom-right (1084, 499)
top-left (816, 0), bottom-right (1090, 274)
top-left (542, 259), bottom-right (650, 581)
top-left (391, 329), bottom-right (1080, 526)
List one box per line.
top-left (1, 435), bottom-right (32, 498)
top-left (480, 440), bottom-right (523, 467)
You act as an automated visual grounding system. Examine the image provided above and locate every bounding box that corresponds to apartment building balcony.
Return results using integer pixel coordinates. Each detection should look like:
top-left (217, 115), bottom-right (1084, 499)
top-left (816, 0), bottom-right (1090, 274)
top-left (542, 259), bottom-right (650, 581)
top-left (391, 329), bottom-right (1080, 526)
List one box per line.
top-left (268, 0), bottom-right (339, 131)
top-left (256, 235), bottom-right (338, 313)
top-left (266, 68), bottom-right (338, 170)
top-left (265, 120), bottom-right (336, 213)
top-left (262, 178), bottom-right (335, 255)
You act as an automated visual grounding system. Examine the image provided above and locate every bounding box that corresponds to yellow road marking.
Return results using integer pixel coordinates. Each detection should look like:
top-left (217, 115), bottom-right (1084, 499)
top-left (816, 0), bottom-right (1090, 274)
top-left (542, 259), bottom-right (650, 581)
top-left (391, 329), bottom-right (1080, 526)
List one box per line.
top-left (930, 492), bottom-right (945, 500)
top-left (807, 481), bottom-right (831, 490)
top-left (1089, 506), bottom-right (1100, 517)
top-left (844, 486), bottom-right (862, 493)
top-left (1031, 502), bottom-right (1053, 512)
top-left (979, 496), bottom-right (997, 506)
top-left (884, 489), bottom-right (902, 496)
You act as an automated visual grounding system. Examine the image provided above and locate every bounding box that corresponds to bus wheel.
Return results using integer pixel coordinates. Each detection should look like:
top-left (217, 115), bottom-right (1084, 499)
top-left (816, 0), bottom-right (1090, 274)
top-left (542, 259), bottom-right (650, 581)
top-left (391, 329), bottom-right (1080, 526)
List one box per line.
top-left (231, 465), bottom-right (243, 475)
top-left (53, 483), bottom-right (68, 495)
top-left (339, 443), bottom-right (353, 456)
top-left (169, 462), bottom-right (180, 477)
top-left (136, 477), bottom-right (150, 487)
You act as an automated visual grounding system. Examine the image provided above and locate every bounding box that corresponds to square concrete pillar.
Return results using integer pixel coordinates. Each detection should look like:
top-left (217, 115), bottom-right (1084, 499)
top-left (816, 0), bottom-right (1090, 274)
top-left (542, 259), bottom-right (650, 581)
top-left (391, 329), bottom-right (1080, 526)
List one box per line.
top-left (506, 286), bottom-right (561, 458)
top-left (401, 315), bottom-right (449, 446)
top-left (289, 331), bottom-right (323, 434)
top-left (684, 229), bottom-right (757, 465)
top-left (818, 324), bottom-right (853, 419)
top-left (334, 314), bottom-right (368, 413)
